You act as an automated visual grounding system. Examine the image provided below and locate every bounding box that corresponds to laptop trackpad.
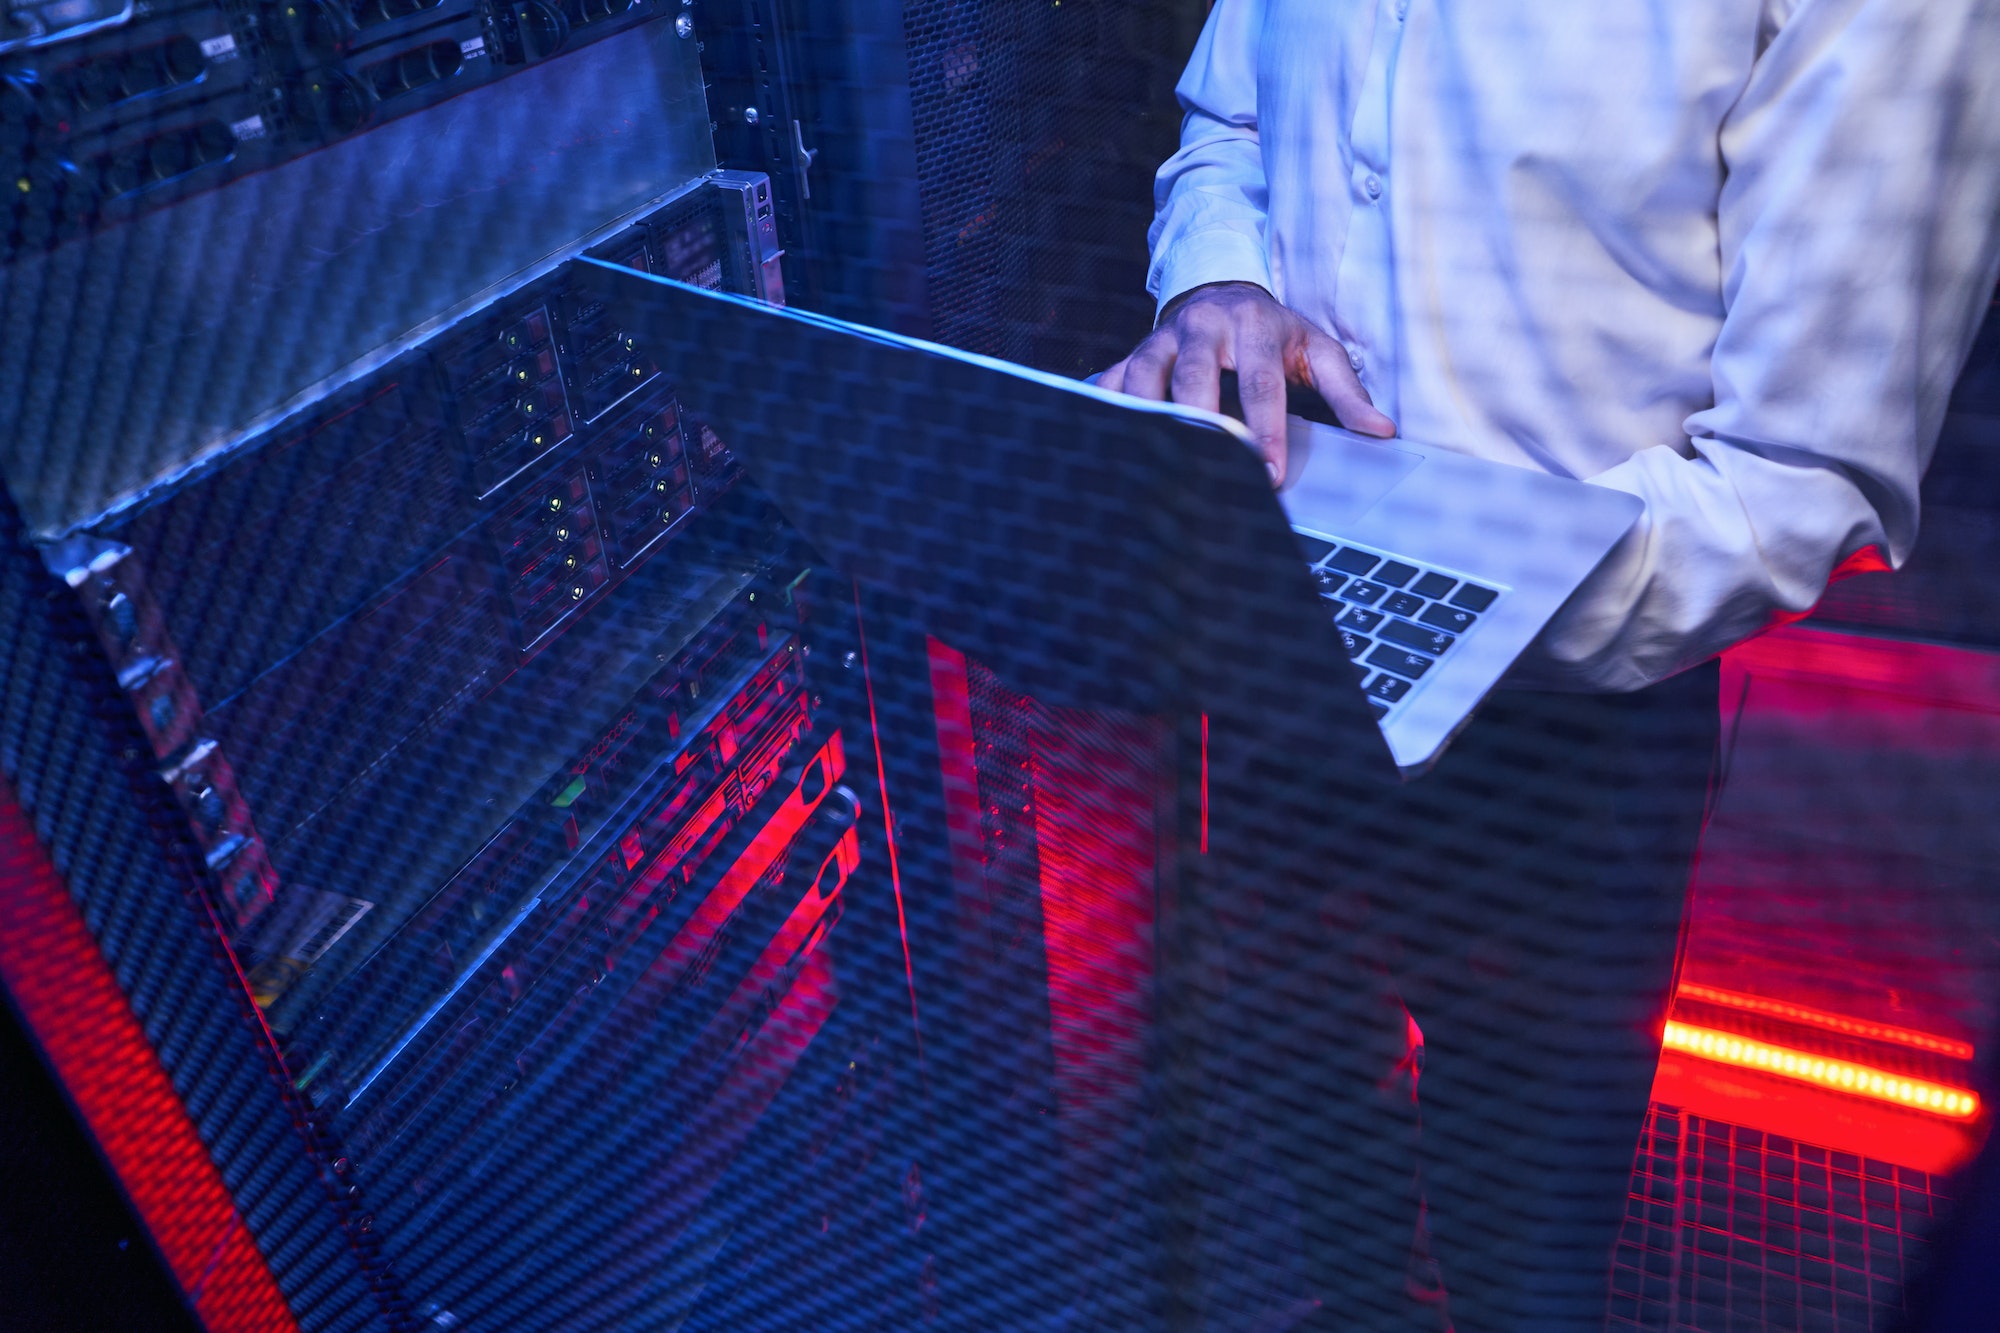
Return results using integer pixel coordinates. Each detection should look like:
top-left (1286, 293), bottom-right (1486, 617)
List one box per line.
top-left (1278, 418), bottom-right (1425, 531)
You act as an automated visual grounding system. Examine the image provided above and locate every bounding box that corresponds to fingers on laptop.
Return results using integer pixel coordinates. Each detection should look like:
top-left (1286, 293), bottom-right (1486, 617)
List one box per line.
top-left (1097, 328), bottom-right (1169, 398)
top-left (1232, 353), bottom-right (1289, 484)
top-left (1110, 327), bottom-right (1180, 402)
top-left (1302, 327), bottom-right (1397, 444)
top-left (1169, 327), bottom-right (1226, 417)
top-left (1100, 285), bottom-right (1396, 486)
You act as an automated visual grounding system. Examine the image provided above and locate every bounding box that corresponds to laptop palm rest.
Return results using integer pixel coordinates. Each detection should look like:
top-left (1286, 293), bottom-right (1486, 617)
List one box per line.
top-left (1278, 426), bottom-right (1425, 531)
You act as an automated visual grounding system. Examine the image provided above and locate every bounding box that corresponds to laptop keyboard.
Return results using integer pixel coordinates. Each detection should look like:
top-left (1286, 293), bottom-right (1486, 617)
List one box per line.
top-left (1294, 531), bottom-right (1501, 722)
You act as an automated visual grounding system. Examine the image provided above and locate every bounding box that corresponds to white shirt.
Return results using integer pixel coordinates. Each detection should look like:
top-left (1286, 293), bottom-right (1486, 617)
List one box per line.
top-left (1149, 0), bottom-right (2000, 690)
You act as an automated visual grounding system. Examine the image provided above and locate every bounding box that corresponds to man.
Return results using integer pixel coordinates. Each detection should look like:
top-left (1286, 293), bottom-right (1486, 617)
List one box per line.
top-left (1101, 0), bottom-right (2000, 1328)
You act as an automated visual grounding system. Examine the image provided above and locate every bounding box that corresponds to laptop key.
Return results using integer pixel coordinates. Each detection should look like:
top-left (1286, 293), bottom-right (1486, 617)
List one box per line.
top-left (1295, 533), bottom-right (1337, 565)
top-left (1411, 572), bottom-right (1456, 600)
top-left (1338, 629), bottom-right (1370, 660)
top-left (1314, 570), bottom-right (1347, 596)
top-left (1343, 579), bottom-right (1389, 606)
top-left (1418, 604), bottom-right (1477, 633)
top-left (1326, 548), bottom-right (1381, 575)
top-left (1366, 644), bottom-right (1436, 679)
top-left (1380, 619), bottom-right (1456, 656)
top-left (1368, 699), bottom-right (1392, 719)
top-left (1381, 591), bottom-right (1424, 618)
top-left (1337, 606), bottom-right (1385, 633)
top-left (1364, 673), bottom-right (1412, 703)
top-left (1449, 582), bottom-right (1500, 612)
top-left (1376, 561), bottom-right (1420, 588)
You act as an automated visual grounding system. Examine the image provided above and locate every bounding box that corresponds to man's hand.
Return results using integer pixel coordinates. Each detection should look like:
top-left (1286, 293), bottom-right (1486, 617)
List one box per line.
top-left (1097, 281), bottom-right (1396, 485)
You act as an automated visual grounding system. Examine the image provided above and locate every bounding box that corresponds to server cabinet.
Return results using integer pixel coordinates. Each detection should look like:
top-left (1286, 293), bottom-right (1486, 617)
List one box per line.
top-left (0, 0), bottom-right (943, 1322)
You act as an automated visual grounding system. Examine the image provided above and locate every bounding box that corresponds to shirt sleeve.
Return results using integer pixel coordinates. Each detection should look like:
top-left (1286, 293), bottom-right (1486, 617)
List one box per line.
top-left (1518, 0), bottom-right (2000, 691)
top-left (1146, 0), bottom-right (1277, 312)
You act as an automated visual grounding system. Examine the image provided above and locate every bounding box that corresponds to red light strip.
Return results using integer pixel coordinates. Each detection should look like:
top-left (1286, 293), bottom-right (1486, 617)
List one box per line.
top-left (1199, 713), bottom-right (1209, 856)
top-left (1663, 1021), bottom-right (1981, 1121)
top-left (854, 583), bottom-right (925, 1070)
top-left (0, 783), bottom-right (298, 1332)
top-left (1676, 983), bottom-right (1975, 1060)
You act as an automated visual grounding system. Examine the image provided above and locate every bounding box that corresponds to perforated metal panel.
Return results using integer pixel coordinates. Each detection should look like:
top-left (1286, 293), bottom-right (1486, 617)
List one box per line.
top-left (1610, 1105), bottom-right (1949, 1332)
top-left (897, 0), bottom-right (1203, 374)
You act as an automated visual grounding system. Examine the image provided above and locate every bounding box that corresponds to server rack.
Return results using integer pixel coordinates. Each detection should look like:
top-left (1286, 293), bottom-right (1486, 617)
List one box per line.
top-left (0, 0), bottom-right (961, 1322)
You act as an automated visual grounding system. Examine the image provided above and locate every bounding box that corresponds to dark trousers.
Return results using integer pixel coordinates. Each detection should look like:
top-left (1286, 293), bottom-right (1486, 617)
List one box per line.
top-left (1184, 662), bottom-right (1717, 1333)
top-left (1384, 663), bottom-right (1720, 1331)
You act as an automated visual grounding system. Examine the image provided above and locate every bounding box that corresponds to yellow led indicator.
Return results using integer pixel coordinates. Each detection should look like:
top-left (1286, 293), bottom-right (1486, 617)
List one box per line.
top-left (16, 178), bottom-right (30, 194)
top-left (1662, 1021), bottom-right (1982, 1121)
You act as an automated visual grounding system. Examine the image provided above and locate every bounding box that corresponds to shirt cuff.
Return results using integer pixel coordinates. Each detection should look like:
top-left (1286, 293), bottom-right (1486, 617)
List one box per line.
top-left (1151, 227), bottom-right (1275, 317)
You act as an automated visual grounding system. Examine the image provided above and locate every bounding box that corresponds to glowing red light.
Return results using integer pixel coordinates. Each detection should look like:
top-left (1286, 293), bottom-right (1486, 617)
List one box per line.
top-left (0, 785), bottom-right (298, 1332)
top-left (1677, 983), bottom-right (1974, 1060)
top-left (1662, 1021), bottom-right (1980, 1121)
top-left (859, 588), bottom-right (924, 1065)
top-left (1199, 712), bottom-right (1209, 856)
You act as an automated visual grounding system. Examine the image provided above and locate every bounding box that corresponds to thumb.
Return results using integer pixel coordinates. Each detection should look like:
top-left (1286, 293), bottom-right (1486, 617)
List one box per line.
top-left (1303, 331), bottom-right (1397, 439)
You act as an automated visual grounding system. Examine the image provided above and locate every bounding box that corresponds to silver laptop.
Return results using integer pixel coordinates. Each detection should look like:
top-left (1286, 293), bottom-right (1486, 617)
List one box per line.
top-left (583, 259), bottom-right (1639, 776)
top-left (1276, 418), bottom-right (1641, 770)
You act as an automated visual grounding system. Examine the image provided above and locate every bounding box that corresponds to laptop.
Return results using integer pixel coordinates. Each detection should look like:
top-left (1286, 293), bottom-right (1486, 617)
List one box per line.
top-left (1277, 420), bottom-right (1640, 768)
top-left (583, 261), bottom-right (1640, 774)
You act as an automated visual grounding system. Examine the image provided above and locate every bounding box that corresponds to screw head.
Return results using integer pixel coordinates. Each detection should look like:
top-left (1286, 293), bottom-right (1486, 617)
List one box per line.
top-left (743, 105), bottom-right (760, 125)
top-left (193, 786), bottom-right (226, 830)
top-left (105, 592), bottom-right (138, 644)
top-left (674, 11), bottom-right (692, 35)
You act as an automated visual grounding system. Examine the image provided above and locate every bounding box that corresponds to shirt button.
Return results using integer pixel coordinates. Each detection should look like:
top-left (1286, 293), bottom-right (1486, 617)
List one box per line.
top-left (1364, 174), bottom-right (1383, 200)
top-left (1347, 349), bottom-right (1365, 372)
top-left (1395, 0), bottom-right (1409, 17)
